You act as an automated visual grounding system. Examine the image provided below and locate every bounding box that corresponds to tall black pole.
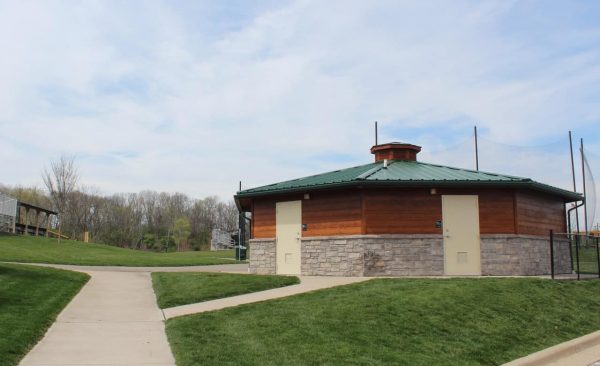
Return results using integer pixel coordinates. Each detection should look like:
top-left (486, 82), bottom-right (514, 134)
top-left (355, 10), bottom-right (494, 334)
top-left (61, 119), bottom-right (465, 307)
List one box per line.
top-left (580, 138), bottom-right (589, 234)
top-left (474, 126), bottom-right (479, 171)
top-left (375, 121), bottom-right (378, 146)
top-left (549, 230), bottom-right (555, 279)
top-left (237, 180), bottom-right (243, 260)
top-left (569, 131), bottom-right (580, 234)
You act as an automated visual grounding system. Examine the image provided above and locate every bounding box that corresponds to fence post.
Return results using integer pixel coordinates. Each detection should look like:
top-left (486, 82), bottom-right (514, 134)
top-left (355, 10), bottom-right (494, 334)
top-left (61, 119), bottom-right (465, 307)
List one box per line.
top-left (549, 230), bottom-right (555, 279)
top-left (596, 236), bottom-right (600, 279)
top-left (575, 235), bottom-right (581, 281)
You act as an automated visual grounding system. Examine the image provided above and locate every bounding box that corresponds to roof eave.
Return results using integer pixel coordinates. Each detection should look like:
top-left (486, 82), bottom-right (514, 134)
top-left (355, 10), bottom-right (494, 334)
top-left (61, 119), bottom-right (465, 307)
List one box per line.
top-left (235, 180), bottom-right (582, 202)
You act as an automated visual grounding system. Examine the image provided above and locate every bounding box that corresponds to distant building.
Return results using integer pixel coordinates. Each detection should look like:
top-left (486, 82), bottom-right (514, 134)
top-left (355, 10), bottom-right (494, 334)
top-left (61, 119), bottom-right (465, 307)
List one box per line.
top-left (0, 193), bottom-right (57, 236)
top-left (211, 228), bottom-right (234, 250)
top-left (0, 193), bottom-right (17, 233)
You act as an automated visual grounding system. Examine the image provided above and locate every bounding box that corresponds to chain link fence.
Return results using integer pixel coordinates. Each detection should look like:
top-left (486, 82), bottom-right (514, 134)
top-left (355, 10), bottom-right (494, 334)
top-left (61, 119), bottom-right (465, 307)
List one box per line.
top-left (551, 231), bottom-right (600, 280)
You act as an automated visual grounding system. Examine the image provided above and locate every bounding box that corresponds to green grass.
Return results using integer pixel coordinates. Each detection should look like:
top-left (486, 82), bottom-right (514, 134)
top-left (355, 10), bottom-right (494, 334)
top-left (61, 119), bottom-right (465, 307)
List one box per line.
top-left (0, 234), bottom-right (238, 266)
top-left (152, 272), bottom-right (300, 308)
top-left (166, 278), bottom-right (600, 366)
top-left (574, 246), bottom-right (600, 275)
top-left (0, 264), bottom-right (89, 366)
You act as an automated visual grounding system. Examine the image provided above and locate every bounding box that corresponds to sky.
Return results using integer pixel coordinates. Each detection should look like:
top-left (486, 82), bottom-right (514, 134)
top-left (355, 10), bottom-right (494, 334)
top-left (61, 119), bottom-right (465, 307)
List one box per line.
top-left (1, 0), bottom-right (600, 223)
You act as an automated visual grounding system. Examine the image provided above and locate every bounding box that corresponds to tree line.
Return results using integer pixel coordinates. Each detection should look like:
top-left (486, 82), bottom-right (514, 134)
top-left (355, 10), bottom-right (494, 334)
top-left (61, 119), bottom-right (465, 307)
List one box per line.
top-left (0, 156), bottom-right (238, 251)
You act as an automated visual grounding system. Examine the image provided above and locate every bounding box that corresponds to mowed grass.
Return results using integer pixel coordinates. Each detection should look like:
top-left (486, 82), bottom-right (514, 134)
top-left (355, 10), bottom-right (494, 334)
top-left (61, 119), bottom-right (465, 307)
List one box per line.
top-left (574, 246), bottom-right (600, 275)
top-left (0, 264), bottom-right (89, 366)
top-left (0, 234), bottom-right (237, 266)
top-left (152, 272), bottom-right (299, 308)
top-left (166, 278), bottom-right (600, 366)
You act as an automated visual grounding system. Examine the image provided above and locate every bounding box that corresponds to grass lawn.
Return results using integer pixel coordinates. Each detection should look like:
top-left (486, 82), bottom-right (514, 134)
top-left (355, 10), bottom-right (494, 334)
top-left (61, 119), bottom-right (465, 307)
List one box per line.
top-left (166, 278), bottom-right (600, 366)
top-left (0, 234), bottom-right (237, 266)
top-left (0, 264), bottom-right (89, 366)
top-left (574, 246), bottom-right (600, 275)
top-left (152, 272), bottom-right (300, 308)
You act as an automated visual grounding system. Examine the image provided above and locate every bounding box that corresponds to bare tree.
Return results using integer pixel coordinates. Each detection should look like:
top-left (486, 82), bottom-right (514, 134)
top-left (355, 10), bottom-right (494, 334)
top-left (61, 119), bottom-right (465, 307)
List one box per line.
top-left (42, 155), bottom-right (79, 243)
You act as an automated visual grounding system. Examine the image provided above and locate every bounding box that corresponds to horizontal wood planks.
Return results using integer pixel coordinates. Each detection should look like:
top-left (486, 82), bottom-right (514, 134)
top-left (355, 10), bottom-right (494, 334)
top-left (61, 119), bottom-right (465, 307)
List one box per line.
top-left (251, 190), bottom-right (361, 238)
top-left (303, 190), bottom-right (362, 236)
top-left (364, 188), bottom-right (517, 235)
top-left (364, 188), bottom-right (441, 234)
top-left (252, 198), bottom-right (276, 238)
top-left (249, 186), bottom-right (567, 238)
top-left (516, 191), bottom-right (566, 236)
top-left (436, 188), bottom-right (516, 234)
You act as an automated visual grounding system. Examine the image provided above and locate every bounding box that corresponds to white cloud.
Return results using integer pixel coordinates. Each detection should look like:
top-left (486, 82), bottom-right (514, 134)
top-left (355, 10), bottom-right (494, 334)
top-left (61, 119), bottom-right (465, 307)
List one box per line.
top-left (0, 0), bottom-right (599, 222)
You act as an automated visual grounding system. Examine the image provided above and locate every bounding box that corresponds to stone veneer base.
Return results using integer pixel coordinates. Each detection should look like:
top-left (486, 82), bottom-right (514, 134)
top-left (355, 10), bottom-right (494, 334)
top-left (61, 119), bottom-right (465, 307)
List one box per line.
top-left (249, 234), bottom-right (572, 277)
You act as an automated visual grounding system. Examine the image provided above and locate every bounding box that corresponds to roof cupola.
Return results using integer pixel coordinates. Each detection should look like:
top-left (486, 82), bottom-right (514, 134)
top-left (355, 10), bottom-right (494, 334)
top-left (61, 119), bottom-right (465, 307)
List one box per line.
top-left (370, 142), bottom-right (421, 162)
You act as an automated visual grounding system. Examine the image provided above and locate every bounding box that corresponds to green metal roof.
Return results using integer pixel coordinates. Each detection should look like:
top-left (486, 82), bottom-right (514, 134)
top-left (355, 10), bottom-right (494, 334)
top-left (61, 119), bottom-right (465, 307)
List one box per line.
top-left (235, 160), bottom-right (582, 201)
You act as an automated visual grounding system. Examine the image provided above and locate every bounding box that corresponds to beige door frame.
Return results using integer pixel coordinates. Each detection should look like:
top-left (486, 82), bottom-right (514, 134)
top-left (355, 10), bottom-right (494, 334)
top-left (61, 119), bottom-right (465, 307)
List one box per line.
top-left (275, 200), bottom-right (302, 275)
top-left (442, 195), bottom-right (481, 276)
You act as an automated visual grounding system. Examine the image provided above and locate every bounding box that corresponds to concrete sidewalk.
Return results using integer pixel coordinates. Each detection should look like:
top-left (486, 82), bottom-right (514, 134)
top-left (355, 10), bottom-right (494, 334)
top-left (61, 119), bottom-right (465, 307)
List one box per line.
top-left (503, 330), bottom-right (600, 366)
top-left (19, 270), bottom-right (176, 366)
top-left (17, 263), bottom-right (367, 366)
top-left (13, 262), bottom-right (249, 273)
top-left (163, 275), bottom-right (370, 319)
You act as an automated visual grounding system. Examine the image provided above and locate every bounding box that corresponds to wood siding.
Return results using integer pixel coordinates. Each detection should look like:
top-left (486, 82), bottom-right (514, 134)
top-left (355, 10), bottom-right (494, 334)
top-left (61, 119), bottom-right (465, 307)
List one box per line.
top-left (251, 190), bottom-right (361, 238)
top-left (302, 190), bottom-right (362, 236)
top-left (363, 188), bottom-right (441, 234)
top-left (515, 191), bottom-right (566, 236)
top-left (364, 188), bottom-right (517, 235)
top-left (249, 187), bottom-right (566, 238)
top-left (438, 188), bottom-right (516, 235)
top-left (251, 198), bottom-right (276, 239)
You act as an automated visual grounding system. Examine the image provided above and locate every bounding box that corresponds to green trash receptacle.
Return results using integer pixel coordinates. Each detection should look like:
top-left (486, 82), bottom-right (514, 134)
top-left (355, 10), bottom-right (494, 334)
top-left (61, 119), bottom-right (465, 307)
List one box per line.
top-left (235, 245), bottom-right (247, 261)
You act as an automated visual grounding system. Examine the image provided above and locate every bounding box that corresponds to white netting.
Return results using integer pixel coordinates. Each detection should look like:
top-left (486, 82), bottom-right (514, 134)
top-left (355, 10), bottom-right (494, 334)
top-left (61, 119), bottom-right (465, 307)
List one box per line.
top-left (419, 132), bottom-right (477, 170)
top-left (477, 137), bottom-right (573, 191)
top-left (583, 149), bottom-right (597, 232)
top-left (419, 132), bottom-right (598, 231)
top-left (420, 134), bottom-right (573, 191)
top-left (0, 193), bottom-right (17, 217)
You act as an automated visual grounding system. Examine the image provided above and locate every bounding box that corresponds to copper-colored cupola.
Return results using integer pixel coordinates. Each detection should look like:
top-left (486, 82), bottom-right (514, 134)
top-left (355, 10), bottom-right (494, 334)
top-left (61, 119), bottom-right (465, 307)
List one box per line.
top-left (370, 142), bottom-right (422, 162)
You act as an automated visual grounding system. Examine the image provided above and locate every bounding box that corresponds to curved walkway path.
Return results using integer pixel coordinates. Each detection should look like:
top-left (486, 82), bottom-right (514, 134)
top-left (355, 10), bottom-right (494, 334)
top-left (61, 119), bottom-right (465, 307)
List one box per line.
top-left (17, 263), bottom-right (366, 366)
top-left (14, 262), bottom-right (600, 366)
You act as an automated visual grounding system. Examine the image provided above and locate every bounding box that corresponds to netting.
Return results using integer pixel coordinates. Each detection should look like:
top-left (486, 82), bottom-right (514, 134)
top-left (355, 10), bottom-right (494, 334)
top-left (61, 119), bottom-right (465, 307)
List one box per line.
top-left (0, 193), bottom-right (17, 217)
top-left (420, 133), bottom-right (574, 191)
top-left (583, 148), bottom-right (597, 232)
top-left (418, 131), bottom-right (598, 231)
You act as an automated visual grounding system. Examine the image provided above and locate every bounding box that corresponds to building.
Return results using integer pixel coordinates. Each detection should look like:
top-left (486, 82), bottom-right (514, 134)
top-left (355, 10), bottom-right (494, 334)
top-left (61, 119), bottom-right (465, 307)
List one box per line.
top-left (0, 193), bottom-right (57, 236)
top-left (211, 228), bottom-right (234, 250)
top-left (234, 143), bottom-right (580, 277)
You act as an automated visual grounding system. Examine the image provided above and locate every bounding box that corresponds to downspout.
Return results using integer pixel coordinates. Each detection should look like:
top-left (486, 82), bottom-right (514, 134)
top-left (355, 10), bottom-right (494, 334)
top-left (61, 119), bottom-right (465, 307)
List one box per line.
top-left (567, 200), bottom-right (585, 277)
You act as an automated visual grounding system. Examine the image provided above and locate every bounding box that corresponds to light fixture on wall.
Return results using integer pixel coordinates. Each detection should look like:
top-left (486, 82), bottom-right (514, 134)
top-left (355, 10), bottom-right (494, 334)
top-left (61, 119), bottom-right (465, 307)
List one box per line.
top-left (304, 193), bottom-right (310, 200)
top-left (430, 188), bottom-right (437, 195)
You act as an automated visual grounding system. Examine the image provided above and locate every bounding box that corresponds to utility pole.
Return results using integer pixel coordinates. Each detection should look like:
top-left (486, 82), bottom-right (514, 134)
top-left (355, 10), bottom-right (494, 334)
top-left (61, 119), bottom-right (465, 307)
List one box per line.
top-left (474, 126), bottom-right (479, 171)
top-left (581, 138), bottom-right (588, 234)
top-left (569, 131), bottom-right (580, 234)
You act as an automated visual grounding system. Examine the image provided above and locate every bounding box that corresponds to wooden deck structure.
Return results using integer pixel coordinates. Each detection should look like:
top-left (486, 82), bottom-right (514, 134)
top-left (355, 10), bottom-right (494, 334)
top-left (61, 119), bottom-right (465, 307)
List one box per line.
top-left (14, 201), bottom-right (57, 236)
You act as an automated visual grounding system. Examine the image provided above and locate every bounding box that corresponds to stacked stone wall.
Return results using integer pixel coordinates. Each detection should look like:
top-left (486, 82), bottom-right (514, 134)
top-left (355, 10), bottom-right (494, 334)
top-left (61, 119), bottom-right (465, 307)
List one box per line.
top-left (362, 235), bottom-right (444, 276)
top-left (481, 235), bottom-right (571, 276)
top-left (248, 238), bottom-right (276, 274)
top-left (301, 237), bottom-right (364, 276)
top-left (249, 234), bottom-right (570, 277)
